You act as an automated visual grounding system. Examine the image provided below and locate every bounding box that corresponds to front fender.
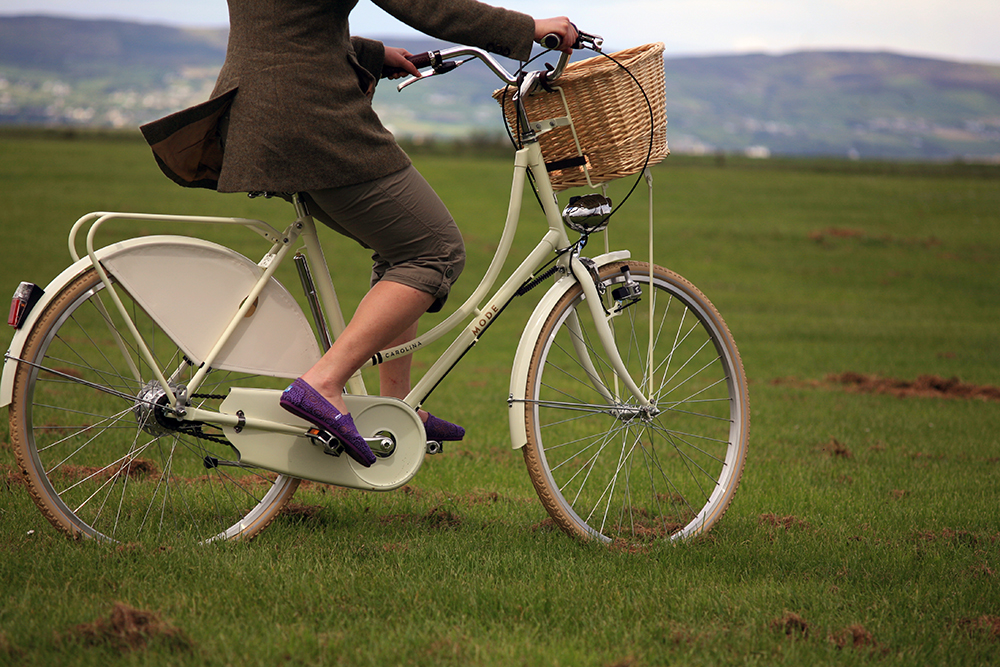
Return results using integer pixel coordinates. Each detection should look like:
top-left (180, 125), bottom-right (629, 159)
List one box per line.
top-left (507, 250), bottom-right (630, 449)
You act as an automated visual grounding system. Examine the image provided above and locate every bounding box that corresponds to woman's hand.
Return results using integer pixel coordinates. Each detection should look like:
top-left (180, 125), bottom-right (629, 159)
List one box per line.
top-left (533, 17), bottom-right (578, 53)
top-left (383, 46), bottom-right (421, 79)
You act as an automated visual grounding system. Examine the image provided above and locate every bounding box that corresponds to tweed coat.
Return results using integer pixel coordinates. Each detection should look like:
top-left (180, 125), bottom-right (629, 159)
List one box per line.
top-left (141, 0), bottom-right (535, 193)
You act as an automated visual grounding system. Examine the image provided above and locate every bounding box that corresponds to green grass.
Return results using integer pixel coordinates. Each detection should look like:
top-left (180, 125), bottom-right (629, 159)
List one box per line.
top-left (1, 133), bottom-right (999, 665)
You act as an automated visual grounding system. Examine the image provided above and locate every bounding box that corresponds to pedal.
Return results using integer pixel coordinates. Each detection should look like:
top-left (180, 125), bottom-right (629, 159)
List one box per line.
top-left (306, 427), bottom-right (344, 457)
top-left (426, 440), bottom-right (445, 456)
top-left (307, 427), bottom-right (397, 458)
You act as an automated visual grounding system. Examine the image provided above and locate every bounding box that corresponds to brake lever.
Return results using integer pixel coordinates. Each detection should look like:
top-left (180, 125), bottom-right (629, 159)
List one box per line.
top-left (396, 58), bottom-right (471, 92)
top-left (540, 27), bottom-right (604, 52)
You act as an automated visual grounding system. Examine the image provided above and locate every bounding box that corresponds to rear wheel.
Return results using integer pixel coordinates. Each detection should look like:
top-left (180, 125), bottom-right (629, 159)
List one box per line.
top-left (9, 268), bottom-right (299, 544)
top-left (521, 261), bottom-right (748, 543)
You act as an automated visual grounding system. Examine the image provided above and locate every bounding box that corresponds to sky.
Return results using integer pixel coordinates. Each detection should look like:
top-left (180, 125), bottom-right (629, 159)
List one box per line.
top-left (1, 0), bottom-right (998, 65)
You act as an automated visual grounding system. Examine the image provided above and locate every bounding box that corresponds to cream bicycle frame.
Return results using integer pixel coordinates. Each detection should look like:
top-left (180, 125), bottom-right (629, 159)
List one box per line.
top-left (56, 49), bottom-right (652, 443)
top-left (66, 138), bottom-right (649, 439)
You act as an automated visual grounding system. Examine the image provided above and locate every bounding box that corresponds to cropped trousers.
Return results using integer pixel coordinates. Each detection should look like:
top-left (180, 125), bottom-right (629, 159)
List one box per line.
top-left (303, 165), bottom-right (466, 313)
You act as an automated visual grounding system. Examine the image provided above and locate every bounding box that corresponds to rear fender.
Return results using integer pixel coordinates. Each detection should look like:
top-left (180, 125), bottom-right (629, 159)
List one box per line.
top-left (2, 236), bottom-right (319, 407)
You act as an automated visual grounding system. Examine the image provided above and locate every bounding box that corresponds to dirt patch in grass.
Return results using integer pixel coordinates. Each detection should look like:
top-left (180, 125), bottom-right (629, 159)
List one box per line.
top-left (44, 459), bottom-right (160, 485)
top-left (772, 373), bottom-right (1000, 402)
top-left (111, 458), bottom-right (159, 480)
top-left (913, 528), bottom-right (998, 547)
top-left (2, 464), bottom-right (24, 490)
top-left (279, 503), bottom-right (324, 521)
top-left (808, 227), bottom-right (943, 249)
top-left (830, 624), bottom-right (885, 653)
top-left (459, 490), bottom-right (502, 505)
top-left (759, 513), bottom-right (811, 530)
top-left (380, 506), bottom-right (464, 531)
top-left (770, 612), bottom-right (810, 638)
top-left (65, 602), bottom-right (193, 653)
top-left (831, 372), bottom-right (1000, 401)
top-left (819, 438), bottom-right (853, 458)
top-left (530, 517), bottom-right (559, 533)
top-left (609, 538), bottom-right (650, 555)
top-left (958, 616), bottom-right (1000, 641)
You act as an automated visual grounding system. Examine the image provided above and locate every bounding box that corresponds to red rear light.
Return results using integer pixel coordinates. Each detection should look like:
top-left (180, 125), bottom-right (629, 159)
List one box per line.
top-left (8, 282), bottom-right (43, 329)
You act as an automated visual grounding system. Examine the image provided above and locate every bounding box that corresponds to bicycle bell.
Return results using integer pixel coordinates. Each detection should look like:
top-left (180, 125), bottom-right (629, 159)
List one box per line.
top-left (561, 194), bottom-right (612, 234)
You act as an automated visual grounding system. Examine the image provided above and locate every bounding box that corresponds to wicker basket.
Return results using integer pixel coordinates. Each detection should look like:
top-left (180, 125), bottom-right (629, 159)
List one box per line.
top-left (493, 43), bottom-right (668, 191)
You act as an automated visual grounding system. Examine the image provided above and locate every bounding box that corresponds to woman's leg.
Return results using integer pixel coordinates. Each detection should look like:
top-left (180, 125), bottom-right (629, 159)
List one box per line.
top-left (300, 166), bottom-right (465, 415)
top-left (300, 280), bottom-right (434, 415)
top-left (378, 321), bottom-right (419, 402)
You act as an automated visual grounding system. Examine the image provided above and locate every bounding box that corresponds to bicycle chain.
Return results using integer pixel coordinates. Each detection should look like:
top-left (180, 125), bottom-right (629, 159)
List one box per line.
top-left (157, 393), bottom-right (232, 445)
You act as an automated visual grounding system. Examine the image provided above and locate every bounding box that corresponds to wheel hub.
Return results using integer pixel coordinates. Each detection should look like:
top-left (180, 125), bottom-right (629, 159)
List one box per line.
top-left (609, 403), bottom-right (660, 423)
top-left (133, 380), bottom-right (186, 436)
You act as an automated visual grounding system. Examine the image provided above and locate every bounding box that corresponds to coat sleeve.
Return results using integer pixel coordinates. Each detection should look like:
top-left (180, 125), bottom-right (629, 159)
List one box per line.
top-left (350, 36), bottom-right (386, 81)
top-left (371, 0), bottom-right (535, 60)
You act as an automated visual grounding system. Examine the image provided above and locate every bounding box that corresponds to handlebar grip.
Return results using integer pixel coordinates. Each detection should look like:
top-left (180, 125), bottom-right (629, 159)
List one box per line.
top-left (381, 51), bottom-right (434, 79)
top-left (408, 51), bottom-right (433, 69)
top-left (540, 33), bottom-right (562, 50)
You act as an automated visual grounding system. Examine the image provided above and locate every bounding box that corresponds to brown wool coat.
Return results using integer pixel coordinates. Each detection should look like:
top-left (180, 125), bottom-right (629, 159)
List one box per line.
top-left (141, 0), bottom-right (534, 193)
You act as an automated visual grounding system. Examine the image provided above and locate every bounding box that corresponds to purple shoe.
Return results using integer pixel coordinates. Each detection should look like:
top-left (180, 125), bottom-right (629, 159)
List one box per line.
top-left (279, 378), bottom-right (376, 467)
top-left (424, 413), bottom-right (465, 442)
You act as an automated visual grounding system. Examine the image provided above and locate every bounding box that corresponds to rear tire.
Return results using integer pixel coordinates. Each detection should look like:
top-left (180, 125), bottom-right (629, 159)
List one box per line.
top-left (521, 261), bottom-right (748, 542)
top-left (9, 267), bottom-right (299, 544)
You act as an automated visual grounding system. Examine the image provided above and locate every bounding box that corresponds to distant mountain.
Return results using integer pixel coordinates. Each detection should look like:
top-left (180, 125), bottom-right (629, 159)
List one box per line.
top-left (2, 15), bottom-right (999, 161)
top-left (0, 15), bottom-right (227, 77)
top-left (661, 51), bottom-right (1000, 160)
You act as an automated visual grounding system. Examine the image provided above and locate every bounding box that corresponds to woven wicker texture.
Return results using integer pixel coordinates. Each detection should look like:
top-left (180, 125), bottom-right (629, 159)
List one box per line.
top-left (493, 43), bottom-right (668, 191)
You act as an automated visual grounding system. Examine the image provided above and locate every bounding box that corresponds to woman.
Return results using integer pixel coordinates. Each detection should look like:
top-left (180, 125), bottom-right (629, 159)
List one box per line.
top-left (142, 1), bottom-right (577, 466)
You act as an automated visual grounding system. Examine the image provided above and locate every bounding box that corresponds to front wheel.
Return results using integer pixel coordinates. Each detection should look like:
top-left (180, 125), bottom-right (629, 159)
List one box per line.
top-left (8, 267), bottom-right (300, 544)
top-left (521, 261), bottom-right (749, 543)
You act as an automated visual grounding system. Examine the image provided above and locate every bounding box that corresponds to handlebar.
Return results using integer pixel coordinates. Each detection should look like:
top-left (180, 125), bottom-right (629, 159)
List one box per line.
top-left (381, 30), bottom-right (604, 88)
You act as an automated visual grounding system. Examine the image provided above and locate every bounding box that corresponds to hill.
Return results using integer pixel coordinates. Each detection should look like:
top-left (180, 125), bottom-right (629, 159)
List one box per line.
top-left (1, 15), bottom-right (999, 160)
top-left (662, 51), bottom-right (1000, 160)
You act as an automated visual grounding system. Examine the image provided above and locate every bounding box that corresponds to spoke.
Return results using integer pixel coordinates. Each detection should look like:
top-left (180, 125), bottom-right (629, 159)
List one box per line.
top-left (639, 435), bottom-right (702, 525)
top-left (55, 318), bottom-right (136, 395)
top-left (640, 440), bottom-right (673, 537)
top-left (17, 355), bottom-right (159, 406)
top-left (67, 435), bottom-right (157, 515)
top-left (656, 331), bottom-right (714, 398)
top-left (597, 428), bottom-right (635, 534)
top-left (43, 407), bottom-right (134, 475)
top-left (553, 422), bottom-right (622, 503)
top-left (658, 426), bottom-right (724, 499)
top-left (586, 426), bottom-right (643, 530)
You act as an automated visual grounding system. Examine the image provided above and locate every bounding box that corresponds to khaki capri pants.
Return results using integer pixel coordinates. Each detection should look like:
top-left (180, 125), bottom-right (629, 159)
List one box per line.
top-left (304, 165), bottom-right (466, 313)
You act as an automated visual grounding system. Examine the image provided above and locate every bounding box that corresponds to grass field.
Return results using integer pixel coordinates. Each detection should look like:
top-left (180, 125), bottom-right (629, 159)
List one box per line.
top-left (1, 131), bottom-right (999, 665)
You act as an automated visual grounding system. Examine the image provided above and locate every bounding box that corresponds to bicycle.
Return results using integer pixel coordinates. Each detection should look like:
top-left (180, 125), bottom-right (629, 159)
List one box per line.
top-left (1, 34), bottom-right (749, 546)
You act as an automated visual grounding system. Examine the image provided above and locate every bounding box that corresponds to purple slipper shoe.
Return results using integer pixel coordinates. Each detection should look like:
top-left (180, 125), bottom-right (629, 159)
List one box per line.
top-left (279, 378), bottom-right (376, 467)
top-left (424, 413), bottom-right (465, 442)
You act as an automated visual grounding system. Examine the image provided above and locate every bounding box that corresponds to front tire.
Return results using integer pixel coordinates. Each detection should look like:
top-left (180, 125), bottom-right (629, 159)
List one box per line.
top-left (521, 261), bottom-right (749, 543)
